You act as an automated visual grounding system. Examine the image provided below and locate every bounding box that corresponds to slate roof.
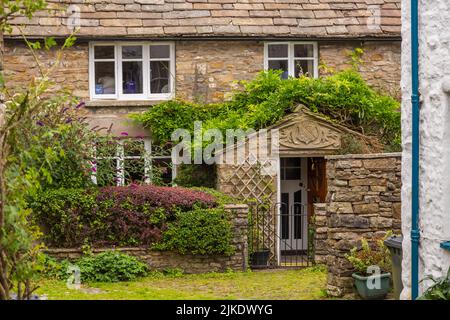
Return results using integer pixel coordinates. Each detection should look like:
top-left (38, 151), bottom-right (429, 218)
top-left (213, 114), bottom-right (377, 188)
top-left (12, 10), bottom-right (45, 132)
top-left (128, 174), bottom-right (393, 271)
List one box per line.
top-left (7, 0), bottom-right (401, 39)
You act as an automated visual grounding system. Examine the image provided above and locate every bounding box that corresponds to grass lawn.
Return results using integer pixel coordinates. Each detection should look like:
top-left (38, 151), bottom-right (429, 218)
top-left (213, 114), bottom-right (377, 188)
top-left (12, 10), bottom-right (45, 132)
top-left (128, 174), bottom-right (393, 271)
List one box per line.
top-left (36, 266), bottom-right (327, 300)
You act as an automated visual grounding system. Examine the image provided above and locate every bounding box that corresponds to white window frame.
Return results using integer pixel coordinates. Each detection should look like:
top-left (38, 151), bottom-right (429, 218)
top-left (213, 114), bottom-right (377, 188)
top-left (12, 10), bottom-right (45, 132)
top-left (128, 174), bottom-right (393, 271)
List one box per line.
top-left (264, 42), bottom-right (319, 78)
top-left (89, 42), bottom-right (176, 101)
top-left (91, 138), bottom-right (175, 186)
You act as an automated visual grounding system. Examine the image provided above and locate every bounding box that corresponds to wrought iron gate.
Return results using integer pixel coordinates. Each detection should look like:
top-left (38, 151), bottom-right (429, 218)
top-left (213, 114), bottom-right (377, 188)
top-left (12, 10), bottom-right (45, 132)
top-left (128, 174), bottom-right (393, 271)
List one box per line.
top-left (249, 202), bottom-right (313, 268)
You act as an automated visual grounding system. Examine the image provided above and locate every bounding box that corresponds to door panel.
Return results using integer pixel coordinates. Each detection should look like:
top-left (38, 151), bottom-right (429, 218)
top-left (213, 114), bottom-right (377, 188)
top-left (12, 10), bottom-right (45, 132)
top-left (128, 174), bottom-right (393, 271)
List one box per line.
top-left (307, 157), bottom-right (327, 220)
top-left (279, 157), bottom-right (308, 252)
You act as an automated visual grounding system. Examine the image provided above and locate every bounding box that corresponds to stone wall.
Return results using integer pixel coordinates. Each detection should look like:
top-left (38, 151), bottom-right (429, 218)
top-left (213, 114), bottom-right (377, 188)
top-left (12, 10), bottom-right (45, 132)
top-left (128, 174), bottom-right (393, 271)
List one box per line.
top-left (320, 41), bottom-right (402, 99)
top-left (314, 153), bottom-right (402, 297)
top-left (176, 40), bottom-right (262, 102)
top-left (45, 204), bottom-right (249, 274)
top-left (3, 40), bottom-right (401, 104)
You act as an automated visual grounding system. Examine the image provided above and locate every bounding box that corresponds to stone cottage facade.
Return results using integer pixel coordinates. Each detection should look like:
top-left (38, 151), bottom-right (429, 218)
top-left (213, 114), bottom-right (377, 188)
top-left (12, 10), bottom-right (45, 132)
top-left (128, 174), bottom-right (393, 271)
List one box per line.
top-left (401, 0), bottom-right (450, 299)
top-left (2, 0), bottom-right (401, 184)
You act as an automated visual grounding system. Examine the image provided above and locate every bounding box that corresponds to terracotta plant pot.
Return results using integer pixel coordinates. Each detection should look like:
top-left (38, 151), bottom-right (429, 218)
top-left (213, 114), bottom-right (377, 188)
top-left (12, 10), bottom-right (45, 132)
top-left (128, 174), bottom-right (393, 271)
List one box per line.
top-left (352, 272), bottom-right (391, 300)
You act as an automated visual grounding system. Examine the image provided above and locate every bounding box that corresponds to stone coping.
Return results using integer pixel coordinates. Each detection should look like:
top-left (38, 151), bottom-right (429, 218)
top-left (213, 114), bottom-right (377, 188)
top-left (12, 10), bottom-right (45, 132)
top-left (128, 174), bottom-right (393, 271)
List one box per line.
top-left (45, 247), bottom-right (149, 254)
top-left (325, 152), bottom-right (402, 160)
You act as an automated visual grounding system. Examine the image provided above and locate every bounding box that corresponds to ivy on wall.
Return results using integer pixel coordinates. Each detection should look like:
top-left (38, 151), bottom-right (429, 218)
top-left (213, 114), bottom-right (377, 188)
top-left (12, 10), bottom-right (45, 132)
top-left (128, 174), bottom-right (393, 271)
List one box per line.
top-left (133, 69), bottom-right (401, 152)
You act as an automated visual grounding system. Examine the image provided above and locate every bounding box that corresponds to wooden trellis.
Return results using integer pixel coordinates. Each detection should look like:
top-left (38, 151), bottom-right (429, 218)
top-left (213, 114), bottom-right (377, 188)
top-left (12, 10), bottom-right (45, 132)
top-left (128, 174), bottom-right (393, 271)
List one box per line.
top-left (223, 157), bottom-right (278, 265)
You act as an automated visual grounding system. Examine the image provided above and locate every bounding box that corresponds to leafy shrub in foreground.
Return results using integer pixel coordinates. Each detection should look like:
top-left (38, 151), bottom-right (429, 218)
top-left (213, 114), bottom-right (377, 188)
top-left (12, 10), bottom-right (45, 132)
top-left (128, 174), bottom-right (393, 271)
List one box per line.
top-left (42, 251), bottom-right (148, 283)
top-left (30, 185), bottom-right (218, 248)
top-left (154, 207), bottom-right (235, 256)
top-left (76, 251), bottom-right (148, 282)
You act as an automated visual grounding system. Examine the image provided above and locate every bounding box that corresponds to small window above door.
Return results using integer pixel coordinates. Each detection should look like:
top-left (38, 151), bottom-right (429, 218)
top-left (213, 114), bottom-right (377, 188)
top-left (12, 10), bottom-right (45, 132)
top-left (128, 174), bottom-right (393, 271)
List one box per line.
top-left (281, 157), bottom-right (302, 180)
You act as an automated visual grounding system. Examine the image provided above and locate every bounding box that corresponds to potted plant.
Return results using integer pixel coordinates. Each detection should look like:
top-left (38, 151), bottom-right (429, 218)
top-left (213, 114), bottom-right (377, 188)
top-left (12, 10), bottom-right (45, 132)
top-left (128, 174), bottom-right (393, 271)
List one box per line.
top-left (346, 235), bottom-right (392, 300)
top-left (248, 227), bottom-right (270, 267)
top-left (247, 199), bottom-right (271, 267)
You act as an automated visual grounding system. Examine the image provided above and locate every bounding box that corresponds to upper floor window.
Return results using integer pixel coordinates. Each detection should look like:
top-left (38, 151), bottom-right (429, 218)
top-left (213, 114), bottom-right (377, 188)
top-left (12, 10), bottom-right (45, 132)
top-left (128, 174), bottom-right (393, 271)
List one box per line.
top-left (264, 42), bottom-right (318, 79)
top-left (89, 42), bottom-right (175, 100)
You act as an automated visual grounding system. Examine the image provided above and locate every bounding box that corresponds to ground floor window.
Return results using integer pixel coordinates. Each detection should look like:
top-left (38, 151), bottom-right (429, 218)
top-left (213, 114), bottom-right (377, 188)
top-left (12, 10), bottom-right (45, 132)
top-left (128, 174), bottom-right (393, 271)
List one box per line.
top-left (91, 137), bottom-right (174, 186)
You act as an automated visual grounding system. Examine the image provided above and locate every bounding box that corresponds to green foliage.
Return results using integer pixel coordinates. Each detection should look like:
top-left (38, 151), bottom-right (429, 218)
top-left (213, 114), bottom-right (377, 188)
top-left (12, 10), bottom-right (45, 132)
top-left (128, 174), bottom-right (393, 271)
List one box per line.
top-left (190, 187), bottom-right (235, 206)
top-left (154, 207), bottom-right (235, 256)
top-left (337, 134), bottom-right (365, 155)
top-left (134, 69), bottom-right (401, 151)
top-left (30, 186), bottom-right (235, 256)
top-left (75, 251), bottom-right (148, 283)
top-left (346, 233), bottom-right (392, 275)
top-left (42, 251), bottom-right (148, 283)
top-left (174, 164), bottom-right (217, 188)
top-left (419, 266), bottom-right (450, 300)
top-left (39, 255), bottom-right (71, 280)
top-left (29, 188), bottom-right (98, 246)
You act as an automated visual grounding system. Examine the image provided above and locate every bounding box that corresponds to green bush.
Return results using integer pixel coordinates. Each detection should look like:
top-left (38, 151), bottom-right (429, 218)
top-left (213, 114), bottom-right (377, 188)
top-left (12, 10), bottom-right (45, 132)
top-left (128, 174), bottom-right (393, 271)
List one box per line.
top-left (30, 188), bottom-right (98, 247)
top-left (345, 235), bottom-right (392, 275)
top-left (154, 207), bottom-right (235, 256)
top-left (133, 69), bottom-right (401, 151)
top-left (42, 251), bottom-right (148, 283)
top-left (174, 164), bottom-right (217, 188)
top-left (76, 251), bottom-right (148, 282)
top-left (30, 186), bottom-right (236, 256)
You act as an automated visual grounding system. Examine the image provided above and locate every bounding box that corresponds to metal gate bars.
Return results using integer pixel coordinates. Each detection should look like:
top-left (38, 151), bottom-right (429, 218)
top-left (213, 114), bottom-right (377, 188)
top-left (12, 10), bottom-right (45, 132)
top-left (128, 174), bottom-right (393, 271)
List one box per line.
top-left (248, 202), bottom-right (313, 268)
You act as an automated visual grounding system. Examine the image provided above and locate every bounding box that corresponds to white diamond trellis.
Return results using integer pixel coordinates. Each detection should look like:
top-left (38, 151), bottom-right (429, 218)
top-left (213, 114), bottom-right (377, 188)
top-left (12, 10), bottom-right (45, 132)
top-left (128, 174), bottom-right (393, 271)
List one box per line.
top-left (223, 157), bottom-right (278, 265)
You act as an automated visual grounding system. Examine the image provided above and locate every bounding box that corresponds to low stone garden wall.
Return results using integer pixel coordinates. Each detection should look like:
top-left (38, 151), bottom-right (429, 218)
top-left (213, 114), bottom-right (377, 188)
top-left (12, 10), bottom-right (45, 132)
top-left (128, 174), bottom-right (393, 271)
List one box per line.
top-left (46, 204), bottom-right (249, 274)
top-left (313, 153), bottom-right (402, 297)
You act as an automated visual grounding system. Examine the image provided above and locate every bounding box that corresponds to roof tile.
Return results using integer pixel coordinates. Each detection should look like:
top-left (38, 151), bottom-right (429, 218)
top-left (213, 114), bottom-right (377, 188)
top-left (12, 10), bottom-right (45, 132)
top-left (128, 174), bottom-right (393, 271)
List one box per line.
top-left (7, 0), bottom-right (401, 39)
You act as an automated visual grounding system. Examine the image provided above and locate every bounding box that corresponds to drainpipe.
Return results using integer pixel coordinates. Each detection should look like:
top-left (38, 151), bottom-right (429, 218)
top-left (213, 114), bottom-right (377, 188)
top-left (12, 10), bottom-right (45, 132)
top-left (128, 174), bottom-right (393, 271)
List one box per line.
top-left (410, 0), bottom-right (420, 300)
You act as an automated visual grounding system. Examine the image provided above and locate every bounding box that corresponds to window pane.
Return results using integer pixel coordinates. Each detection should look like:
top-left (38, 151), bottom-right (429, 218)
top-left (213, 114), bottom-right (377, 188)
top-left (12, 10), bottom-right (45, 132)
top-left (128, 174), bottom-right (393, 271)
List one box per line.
top-left (150, 45), bottom-right (170, 59)
top-left (294, 44), bottom-right (314, 58)
top-left (268, 60), bottom-right (289, 79)
top-left (268, 44), bottom-right (288, 58)
top-left (284, 158), bottom-right (301, 167)
top-left (95, 62), bottom-right (116, 94)
top-left (285, 168), bottom-right (301, 180)
top-left (94, 46), bottom-right (114, 59)
top-left (294, 60), bottom-right (314, 78)
top-left (150, 61), bottom-right (170, 93)
top-left (122, 46), bottom-right (142, 59)
top-left (122, 61), bottom-right (143, 94)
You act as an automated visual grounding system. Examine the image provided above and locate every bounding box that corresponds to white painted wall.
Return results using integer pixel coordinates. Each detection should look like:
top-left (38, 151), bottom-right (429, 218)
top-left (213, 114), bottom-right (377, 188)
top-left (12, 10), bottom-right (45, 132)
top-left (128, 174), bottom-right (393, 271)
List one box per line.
top-left (401, 0), bottom-right (450, 299)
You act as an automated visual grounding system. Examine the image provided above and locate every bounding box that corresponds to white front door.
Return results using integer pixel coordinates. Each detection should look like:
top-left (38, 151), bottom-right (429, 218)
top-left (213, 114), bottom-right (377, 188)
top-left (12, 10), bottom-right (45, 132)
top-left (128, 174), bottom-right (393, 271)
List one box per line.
top-left (279, 157), bottom-right (308, 252)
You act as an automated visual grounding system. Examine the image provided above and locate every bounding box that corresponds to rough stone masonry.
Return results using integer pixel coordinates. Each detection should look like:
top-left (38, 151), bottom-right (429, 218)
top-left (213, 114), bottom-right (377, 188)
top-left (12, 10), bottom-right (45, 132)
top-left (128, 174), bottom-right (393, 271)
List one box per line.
top-left (314, 153), bottom-right (402, 297)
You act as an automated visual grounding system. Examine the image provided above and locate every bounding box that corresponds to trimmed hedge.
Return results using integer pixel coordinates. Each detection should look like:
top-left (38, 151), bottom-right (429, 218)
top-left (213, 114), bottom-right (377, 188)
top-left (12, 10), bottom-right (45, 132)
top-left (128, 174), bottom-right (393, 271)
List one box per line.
top-left (153, 207), bottom-right (235, 256)
top-left (30, 185), bottom-right (218, 248)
